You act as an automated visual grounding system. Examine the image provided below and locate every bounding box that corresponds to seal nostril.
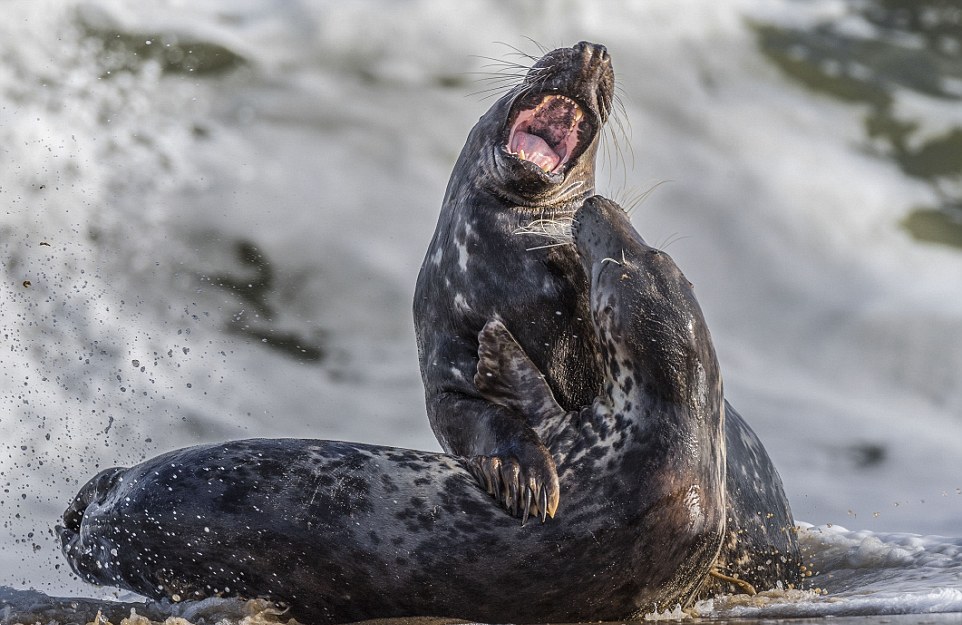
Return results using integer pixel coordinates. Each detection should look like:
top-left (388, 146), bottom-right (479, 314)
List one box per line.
top-left (575, 42), bottom-right (610, 64)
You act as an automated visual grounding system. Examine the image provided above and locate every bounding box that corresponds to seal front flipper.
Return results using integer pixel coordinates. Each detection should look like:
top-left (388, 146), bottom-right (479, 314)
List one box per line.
top-left (475, 320), bottom-right (566, 429)
top-left (467, 438), bottom-right (558, 524)
top-left (470, 320), bottom-right (563, 522)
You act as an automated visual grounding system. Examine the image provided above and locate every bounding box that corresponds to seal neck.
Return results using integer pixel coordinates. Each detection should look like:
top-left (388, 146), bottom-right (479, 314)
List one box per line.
top-left (573, 197), bottom-right (725, 474)
top-left (442, 160), bottom-right (595, 229)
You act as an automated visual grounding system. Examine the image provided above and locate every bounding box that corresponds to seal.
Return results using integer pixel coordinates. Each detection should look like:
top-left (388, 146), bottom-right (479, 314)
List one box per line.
top-left (413, 43), bottom-right (801, 592)
top-left (59, 196), bottom-right (726, 624)
top-left (414, 41), bottom-right (614, 522)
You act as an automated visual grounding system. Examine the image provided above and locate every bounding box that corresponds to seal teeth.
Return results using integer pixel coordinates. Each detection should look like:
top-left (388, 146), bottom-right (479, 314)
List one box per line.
top-left (507, 92), bottom-right (587, 174)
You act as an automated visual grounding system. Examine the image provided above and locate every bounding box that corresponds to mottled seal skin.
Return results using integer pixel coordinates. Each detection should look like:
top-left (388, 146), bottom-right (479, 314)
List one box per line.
top-left (59, 197), bottom-right (726, 623)
top-left (413, 42), bottom-right (801, 592)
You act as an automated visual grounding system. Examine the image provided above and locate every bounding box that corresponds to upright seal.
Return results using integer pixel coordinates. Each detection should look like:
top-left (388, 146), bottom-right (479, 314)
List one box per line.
top-left (413, 42), bottom-right (801, 592)
top-left (414, 41), bottom-right (613, 521)
top-left (59, 197), bottom-right (726, 623)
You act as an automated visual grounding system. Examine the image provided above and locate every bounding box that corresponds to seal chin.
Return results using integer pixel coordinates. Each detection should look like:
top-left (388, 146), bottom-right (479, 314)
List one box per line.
top-left (504, 93), bottom-right (594, 177)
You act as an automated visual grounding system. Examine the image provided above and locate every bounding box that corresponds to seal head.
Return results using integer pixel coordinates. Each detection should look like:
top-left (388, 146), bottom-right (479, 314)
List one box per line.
top-left (489, 42), bottom-right (613, 200)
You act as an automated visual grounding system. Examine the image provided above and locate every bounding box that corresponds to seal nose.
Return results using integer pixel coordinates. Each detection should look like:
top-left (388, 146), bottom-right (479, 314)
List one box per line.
top-left (572, 42), bottom-right (613, 116)
top-left (574, 41), bottom-right (610, 65)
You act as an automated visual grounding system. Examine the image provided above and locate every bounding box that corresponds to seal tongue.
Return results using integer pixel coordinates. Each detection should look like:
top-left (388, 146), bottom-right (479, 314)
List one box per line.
top-left (509, 131), bottom-right (561, 173)
top-left (507, 94), bottom-right (585, 174)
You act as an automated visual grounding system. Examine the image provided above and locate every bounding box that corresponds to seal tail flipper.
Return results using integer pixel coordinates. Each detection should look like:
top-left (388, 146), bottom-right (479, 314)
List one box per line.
top-left (57, 466), bottom-right (127, 585)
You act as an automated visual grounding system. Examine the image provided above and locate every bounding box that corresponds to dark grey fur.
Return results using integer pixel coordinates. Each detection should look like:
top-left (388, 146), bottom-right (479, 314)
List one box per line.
top-left (413, 42), bottom-right (801, 592)
top-left (59, 197), bottom-right (726, 623)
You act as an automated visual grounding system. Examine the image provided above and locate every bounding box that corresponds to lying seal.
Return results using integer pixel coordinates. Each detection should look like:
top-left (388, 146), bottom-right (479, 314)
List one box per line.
top-left (59, 196), bottom-right (726, 623)
top-left (414, 42), bottom-right (801, 592)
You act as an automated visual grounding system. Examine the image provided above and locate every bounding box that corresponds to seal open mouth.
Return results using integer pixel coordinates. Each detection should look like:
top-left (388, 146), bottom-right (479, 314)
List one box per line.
top-left (506, 94), bottom-right (590, 175)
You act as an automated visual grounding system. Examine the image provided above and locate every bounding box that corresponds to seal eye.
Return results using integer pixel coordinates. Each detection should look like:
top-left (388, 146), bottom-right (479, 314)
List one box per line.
top-left (507, 94), bottom-right (586, 174)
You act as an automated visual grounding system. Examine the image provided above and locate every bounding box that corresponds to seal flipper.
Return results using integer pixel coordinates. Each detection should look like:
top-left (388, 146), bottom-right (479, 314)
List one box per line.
top-left (469, 320), bottom-right (562, 522)
top-left (57, 466), bottom-right (128, 586)
top-left (60, 466), bottom-right (125, 535)
top-left (475, 320), bottom-right (566, 426)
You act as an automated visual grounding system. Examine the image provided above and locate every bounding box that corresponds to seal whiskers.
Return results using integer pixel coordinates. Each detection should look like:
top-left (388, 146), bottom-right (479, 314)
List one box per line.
top-left (512, 216), bottom-right (574, 251)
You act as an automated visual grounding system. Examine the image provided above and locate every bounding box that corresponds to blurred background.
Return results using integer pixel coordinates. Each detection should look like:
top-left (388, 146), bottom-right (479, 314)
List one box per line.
top-left (2, 0), bottom-right (961, 596)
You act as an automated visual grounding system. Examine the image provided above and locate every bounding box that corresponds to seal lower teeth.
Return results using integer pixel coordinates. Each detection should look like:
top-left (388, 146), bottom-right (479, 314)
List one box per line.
top-left (507, 94), bottom-right (585, 173)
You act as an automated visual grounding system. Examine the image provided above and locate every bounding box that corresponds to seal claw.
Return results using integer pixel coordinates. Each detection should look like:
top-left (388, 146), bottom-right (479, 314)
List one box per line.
top-left (507, 479), bottom-right (518, 516)
top-left (467, 435), bottom-right (559, 521)
top-left (521, 488), bottom-right (533, 526)
top-left (540, 486), bottom-right (549, 523)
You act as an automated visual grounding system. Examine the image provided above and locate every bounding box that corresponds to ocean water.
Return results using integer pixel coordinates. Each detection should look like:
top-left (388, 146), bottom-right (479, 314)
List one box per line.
top-left (1, 0), bottom-right (961, 620)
